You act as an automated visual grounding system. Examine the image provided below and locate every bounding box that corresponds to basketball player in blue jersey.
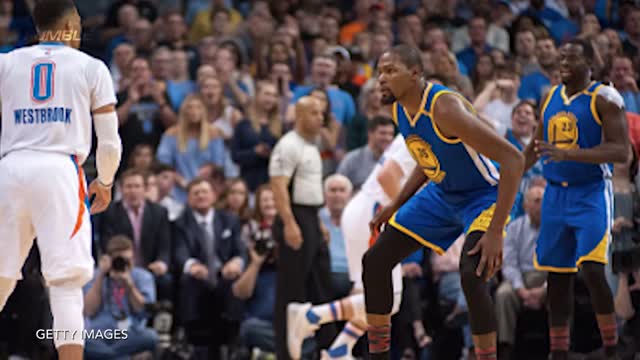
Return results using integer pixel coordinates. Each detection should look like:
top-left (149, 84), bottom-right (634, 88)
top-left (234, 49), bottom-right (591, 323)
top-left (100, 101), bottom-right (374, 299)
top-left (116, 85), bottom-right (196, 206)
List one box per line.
top-left (363, 44), bottom-right (524, 360)
top-left (523, 39), bottom-right (629, 360)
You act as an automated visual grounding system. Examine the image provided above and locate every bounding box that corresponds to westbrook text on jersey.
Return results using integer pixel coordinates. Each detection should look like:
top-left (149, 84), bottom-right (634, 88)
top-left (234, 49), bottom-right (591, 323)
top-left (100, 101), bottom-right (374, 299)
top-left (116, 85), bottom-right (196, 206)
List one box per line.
top-left (14, 107), bottom-right (72, 124)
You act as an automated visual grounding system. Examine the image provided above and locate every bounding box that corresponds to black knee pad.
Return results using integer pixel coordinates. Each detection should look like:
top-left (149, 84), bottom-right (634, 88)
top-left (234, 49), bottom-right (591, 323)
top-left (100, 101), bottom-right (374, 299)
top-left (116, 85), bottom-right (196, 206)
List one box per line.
top-left (580, 262), bottom-right (606, 284)
top-left (459, 231), bottom-right (484, 292)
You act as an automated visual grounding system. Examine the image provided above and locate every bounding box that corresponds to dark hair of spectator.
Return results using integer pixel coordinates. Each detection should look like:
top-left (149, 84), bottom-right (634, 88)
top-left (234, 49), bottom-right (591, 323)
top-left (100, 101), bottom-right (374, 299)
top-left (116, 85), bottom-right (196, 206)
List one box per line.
top-left (494, 61), bottom-right (521, 79)
top-left (310, 87), bottom-right (333, 127)
top-left (32, 0), bottom-right (76, 31)
top-left (106, 235), bottom-right (133, 255)
top-left (471, 53), bottom-right (495, 90)
top-left (210, 5), bottom-right (230, 21)
top-left (367, 116), bottom-right (395, 132)
top-left (128, 143), bottom-right (155, 169)
top-left (186, 177), bottom-right (213, 195)
top-left (565, 38), bottom-right (595, 63)
top-left (512, 99), bottom-right (537, 117)
top-left (222, 178), bottom-right (251, 222)
top-left (220, 41), bottom-right (244, 68)
top-left (253, 183), bottom-right (273, 224)
top-left (119, 168), bottom-right (149, 185)
top-left (388, 44), bottom-right (424, 73)
top-left (153, 163), bottom-right (176, 175)
top-left (128, 55), bottom-right (150, 69)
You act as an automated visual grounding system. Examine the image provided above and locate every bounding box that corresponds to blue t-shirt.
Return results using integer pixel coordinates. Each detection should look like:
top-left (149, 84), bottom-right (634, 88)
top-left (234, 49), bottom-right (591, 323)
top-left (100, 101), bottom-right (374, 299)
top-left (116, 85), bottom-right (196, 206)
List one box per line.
top-left (456, 45), bottom-right (492, 77)
top-left (292, 86), bottom-right (356, 125)
top-left (518, 71), bottom-right (551, 104)
top-left (319, 207), bottom-right (349, 274)
top-left (245, 269), bottom-right (277, 322)
top-left (166, 80), bottom-right (197, 111)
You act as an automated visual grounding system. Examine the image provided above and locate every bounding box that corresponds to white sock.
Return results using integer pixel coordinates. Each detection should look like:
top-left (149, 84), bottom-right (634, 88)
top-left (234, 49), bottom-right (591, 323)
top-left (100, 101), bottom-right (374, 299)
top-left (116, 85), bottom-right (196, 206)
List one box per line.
top-left (327, 322), bottom-right (366, 358)
top-left (307, 300), bottom-right (343, 325)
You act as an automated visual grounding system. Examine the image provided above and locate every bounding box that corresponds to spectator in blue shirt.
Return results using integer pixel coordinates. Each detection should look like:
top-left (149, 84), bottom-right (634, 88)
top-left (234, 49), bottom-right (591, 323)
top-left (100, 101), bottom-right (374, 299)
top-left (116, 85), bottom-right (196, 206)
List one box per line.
top-left (456, 16), bottom-right (493, 76)
top-left (518, 36), bottom-right (558, 103)
top-left (319, 174), bottom-right (354, 300)
top-left (156, 94), bottom-right (229, 202)
top-left (166, 49), bottom-right (197, 111)
top-left (83, 235), bottom-right (158, 359)
top-left (291, 55), bottom-right (356, 126)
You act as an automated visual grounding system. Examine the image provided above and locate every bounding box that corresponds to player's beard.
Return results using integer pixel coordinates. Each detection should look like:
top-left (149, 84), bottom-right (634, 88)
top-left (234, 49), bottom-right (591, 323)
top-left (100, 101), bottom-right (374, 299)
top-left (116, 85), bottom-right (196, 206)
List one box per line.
top-left (380, 93), bottom-right (397, 105)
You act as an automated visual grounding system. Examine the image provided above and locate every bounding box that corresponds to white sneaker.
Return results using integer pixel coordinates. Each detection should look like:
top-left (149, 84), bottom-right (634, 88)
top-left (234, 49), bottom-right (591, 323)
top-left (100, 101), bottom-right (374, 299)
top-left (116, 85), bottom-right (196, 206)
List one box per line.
top-left (287, 302), bottom-right (319, 359)
top-left (321, 349), bottom-right (354, 360)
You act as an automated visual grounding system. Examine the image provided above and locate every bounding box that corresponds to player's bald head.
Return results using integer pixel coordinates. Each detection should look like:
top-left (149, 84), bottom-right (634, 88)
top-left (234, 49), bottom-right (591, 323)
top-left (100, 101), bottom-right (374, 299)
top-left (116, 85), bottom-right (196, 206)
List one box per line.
top-left (295, 96), bottom-right (319, 116)
top-left (33, 0), bottom-right (78, 31)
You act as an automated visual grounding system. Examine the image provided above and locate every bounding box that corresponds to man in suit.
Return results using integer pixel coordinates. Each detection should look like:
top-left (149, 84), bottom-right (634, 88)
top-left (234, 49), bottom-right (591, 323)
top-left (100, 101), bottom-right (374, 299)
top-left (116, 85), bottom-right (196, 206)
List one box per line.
top-left (173, 177), bottom-right (246, 356)
top-left (100, 168), bottom-right (173, 301)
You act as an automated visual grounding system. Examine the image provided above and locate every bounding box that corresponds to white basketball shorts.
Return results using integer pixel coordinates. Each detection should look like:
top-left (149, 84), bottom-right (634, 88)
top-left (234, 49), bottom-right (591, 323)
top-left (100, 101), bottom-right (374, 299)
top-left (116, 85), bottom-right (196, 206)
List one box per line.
top-left (0, 150), bottom-right (94, 286)
top-left (341, 192), bottom-right (403, 294)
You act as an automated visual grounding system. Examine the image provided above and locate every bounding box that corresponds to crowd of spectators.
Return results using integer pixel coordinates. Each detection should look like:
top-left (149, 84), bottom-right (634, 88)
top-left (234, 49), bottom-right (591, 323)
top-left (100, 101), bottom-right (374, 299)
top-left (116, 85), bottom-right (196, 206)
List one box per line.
top-left (3, 0), bottom-right (640, 359)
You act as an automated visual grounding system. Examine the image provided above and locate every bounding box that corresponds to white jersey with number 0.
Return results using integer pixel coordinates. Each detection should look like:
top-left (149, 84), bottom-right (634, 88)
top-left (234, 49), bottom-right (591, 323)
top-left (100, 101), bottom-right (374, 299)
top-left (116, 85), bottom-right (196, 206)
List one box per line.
top-left (0, 43), bottom-right (116, 163)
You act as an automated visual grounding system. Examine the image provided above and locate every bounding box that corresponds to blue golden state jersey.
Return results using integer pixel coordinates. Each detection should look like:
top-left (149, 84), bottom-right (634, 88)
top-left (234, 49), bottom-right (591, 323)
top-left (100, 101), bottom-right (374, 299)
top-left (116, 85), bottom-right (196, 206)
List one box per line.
top-left (392, 83), bottom-right (499, 193)
top-left (541, 81), bottom-right (612, 184)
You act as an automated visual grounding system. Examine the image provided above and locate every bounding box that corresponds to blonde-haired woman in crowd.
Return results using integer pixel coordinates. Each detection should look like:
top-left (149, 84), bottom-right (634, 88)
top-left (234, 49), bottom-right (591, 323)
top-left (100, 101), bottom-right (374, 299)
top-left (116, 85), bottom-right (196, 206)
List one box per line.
top-left (156, 94), bottom-right (229, 201)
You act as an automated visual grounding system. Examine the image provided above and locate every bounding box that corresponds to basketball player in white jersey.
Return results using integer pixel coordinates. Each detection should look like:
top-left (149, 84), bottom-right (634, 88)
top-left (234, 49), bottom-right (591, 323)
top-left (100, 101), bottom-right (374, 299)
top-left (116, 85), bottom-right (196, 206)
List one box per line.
top-left (287, 134), bottom-right (415, 360)
top-left (0, 1), bottom-right (121, 358)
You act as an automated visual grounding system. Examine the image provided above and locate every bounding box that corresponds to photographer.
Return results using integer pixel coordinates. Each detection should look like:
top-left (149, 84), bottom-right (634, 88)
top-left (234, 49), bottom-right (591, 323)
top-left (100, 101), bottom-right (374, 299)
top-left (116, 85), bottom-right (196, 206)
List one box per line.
top-left (83, 235), bottom-right (158, 359)
top-left (232, 184), bottom-right (282, 354)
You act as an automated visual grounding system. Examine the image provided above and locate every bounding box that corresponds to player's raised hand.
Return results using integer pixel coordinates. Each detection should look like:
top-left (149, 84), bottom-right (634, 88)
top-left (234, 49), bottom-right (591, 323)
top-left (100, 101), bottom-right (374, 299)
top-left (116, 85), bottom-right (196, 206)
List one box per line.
top-left (467, 230), bottom-right (503, 282)
top-left (369, 204), bottom-right (396, 234)
top-left (88, 179), bottom-right (113, 214)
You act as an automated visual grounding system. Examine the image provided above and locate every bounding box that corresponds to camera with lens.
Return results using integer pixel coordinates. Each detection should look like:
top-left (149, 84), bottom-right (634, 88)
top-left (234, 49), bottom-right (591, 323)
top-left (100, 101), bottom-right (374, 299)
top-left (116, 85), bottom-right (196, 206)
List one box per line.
top-left (252, 224), bottom-right (276, 262)
top-left (111, 256), bottom-right (130, 273)
top-left (255, 237), bottom-right (276, 256)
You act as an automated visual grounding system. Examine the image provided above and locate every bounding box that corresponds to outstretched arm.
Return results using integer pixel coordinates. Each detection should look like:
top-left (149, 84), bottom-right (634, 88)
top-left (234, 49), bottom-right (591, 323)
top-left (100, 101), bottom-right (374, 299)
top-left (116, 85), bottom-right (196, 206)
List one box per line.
top-left (435, 94), bottom-right (524, 237)
top-left (536, 88), bottom-right (629, 164)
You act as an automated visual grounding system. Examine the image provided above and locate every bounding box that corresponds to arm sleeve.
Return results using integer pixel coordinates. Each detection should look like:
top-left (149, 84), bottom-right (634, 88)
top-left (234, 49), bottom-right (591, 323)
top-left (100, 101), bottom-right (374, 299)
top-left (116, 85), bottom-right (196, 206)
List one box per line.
top-left (93, 113), bottom-right (122, 186)
top-left (88, 58), bottom-right (117, 111)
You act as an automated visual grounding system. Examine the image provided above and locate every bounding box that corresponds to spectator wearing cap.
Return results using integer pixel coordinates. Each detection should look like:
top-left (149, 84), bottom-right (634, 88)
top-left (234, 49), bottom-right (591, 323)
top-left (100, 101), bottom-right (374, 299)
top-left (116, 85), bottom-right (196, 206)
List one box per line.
top-left (337, 116), bottom-right (395, 192)
top-left (610, 55), bottom-right (640, 114)
top-left (518, 36), bottom-right (558, 103)
top-left (456, 16), bottom-right (494, 77)
top-left (188, 0), bottom-right (242, 43)
top-left (232, 81), bottom-right (282, 192)
top-left (155, 94), bottom-right (228, 202)
top-left (291, 55), bottom-right (356, 126)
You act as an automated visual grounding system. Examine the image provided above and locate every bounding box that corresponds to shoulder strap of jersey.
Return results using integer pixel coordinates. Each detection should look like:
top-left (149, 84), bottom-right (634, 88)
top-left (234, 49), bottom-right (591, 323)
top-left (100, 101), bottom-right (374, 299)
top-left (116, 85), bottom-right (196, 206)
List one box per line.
top-left (589, 82), bottom-right (605, 125)
top-left (540, 85), bottom-right (559, 120)
top-left (392, 102), bottom-right (399, 126)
